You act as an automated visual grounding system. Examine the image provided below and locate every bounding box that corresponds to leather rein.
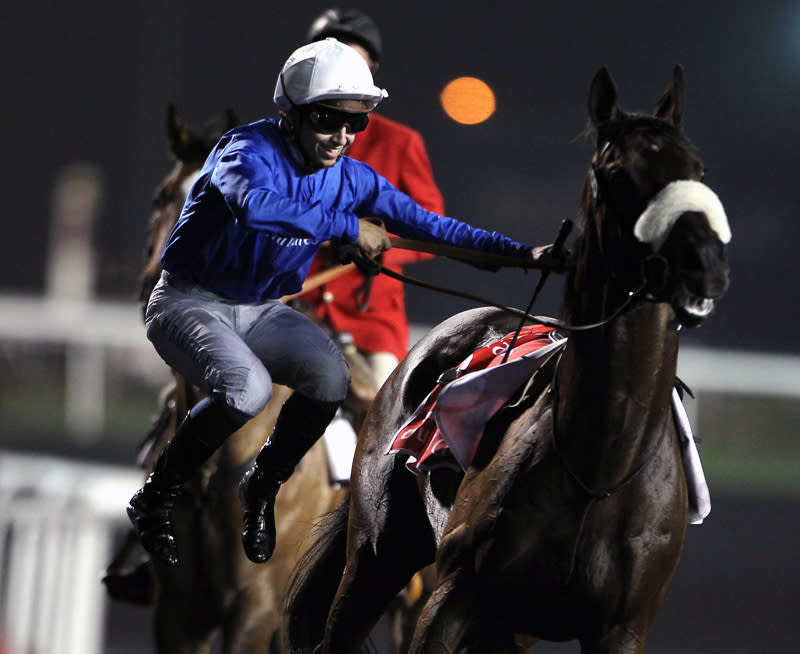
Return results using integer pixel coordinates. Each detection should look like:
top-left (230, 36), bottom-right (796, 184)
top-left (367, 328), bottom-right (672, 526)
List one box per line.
top-left (374, 237), bottom-right (653, 335)
top-left (287, 231), bottom-right (655, 335)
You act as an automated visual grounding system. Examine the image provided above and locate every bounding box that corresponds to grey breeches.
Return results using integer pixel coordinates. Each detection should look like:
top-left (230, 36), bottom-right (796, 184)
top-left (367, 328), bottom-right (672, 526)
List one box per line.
top-left (144, 272), bottom-right (350, 417)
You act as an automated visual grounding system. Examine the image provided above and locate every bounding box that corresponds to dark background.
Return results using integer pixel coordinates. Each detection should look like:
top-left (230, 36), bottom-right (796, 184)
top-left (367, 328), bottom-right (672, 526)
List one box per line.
top-left (3, 1), bottom-right (799, 353)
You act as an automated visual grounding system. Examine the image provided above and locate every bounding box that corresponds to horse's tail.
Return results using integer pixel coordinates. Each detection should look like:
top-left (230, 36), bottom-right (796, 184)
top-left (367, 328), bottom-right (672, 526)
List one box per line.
top-left (284, 493), bottom-right (351, 652)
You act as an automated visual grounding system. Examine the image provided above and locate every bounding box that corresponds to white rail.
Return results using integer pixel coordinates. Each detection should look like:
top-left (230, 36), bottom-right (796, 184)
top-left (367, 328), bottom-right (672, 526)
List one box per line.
top-left (0, 293), bottom-right (167, 439)
top-left (1, 295), bottom-right (797, 443)
top-left (0, 452), bottom-right (142, 654)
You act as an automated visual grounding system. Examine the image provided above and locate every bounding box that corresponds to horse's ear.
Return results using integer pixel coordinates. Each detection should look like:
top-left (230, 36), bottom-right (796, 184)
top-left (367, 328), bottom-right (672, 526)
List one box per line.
top-left (166, 103), bottom-right (191, 160)
top-left (588, 67), bottom-right (619, 127)
top-left (654, 65), bottom-right (685, 127)
top-left (224, 109), bottom-right (239, 131)
top-left (202, 109), bottom-right (240, 151)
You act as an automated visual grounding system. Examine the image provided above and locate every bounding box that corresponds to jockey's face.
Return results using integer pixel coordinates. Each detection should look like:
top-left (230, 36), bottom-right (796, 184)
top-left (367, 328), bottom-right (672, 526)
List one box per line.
top-left (297, 118), bottom-right (356, 170)
top-left (296, 101), bottom-right (371, 170)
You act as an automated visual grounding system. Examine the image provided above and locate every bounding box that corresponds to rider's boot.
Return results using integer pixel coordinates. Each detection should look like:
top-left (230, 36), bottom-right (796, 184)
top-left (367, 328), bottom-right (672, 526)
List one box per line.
top-left (127, 397), bottom-right (249, 567)
top-left (239, 393), bottom-right (340, 563)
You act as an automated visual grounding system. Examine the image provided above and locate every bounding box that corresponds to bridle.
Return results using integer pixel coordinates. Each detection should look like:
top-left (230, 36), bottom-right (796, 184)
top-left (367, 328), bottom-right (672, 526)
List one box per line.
top-left (544, 129), bottom-right (706, 570)
top-left (355, 242), bottom-right (656, 336)
top-left (333, 125), bottom-right (694, 338)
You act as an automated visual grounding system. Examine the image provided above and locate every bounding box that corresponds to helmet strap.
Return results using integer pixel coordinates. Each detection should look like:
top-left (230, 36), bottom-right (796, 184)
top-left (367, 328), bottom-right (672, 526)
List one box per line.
top-left (279, 109), bottom-right (322, 172)
top-left (279, 73), bottom-right (315, 167)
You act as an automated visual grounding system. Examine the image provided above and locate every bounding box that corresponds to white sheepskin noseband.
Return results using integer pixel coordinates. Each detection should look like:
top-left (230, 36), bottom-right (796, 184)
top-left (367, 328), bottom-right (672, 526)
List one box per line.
top-left (634, 180), bottom-right (731, 251)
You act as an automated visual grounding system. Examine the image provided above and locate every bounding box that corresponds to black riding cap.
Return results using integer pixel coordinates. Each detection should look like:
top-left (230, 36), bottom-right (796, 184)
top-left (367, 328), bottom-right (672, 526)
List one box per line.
top-left (306, 8), bottom-right (383, 63)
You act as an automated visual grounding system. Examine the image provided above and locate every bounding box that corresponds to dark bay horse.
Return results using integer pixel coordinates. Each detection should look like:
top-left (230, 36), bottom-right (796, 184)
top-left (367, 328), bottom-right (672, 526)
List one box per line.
top-left (104, 105), bottom-right (352, 654)
top-left (285, 66), bottom-right (731, 653)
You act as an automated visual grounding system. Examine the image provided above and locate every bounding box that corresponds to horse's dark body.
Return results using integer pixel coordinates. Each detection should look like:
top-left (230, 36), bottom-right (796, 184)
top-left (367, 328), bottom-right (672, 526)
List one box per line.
top-left (285, 66), bottom-right (730, 653)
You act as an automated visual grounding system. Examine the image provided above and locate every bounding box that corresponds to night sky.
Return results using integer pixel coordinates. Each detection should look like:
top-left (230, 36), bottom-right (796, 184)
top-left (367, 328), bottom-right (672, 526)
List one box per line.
top-left (4, 2), bottom-right (799, 352)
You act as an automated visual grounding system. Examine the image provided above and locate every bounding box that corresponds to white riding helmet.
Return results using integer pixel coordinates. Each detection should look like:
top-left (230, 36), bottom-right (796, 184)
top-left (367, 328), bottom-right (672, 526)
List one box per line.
top-left (273, 38), bottom-right (388, 112)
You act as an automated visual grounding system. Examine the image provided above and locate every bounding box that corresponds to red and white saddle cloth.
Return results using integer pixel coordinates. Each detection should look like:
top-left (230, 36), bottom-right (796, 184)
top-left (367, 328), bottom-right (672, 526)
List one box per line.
top-left (388, 325), bottom-right (563, 474)
top-left (387, 325), bottom-right (711, 524)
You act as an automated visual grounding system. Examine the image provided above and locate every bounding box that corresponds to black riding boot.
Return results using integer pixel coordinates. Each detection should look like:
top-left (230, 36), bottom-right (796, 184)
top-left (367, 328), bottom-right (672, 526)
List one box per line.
top-left (127, 397), bottom-right (249, 567)
top-left (239, 393), bottom-right (340, 563)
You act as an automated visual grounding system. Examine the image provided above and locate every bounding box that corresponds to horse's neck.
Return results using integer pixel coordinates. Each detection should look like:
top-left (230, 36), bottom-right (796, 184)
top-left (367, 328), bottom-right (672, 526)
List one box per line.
top-left (565, 300), bottom-right (679, 392)
top-left (562, 230), bottom-right (681, 398)
top-left (555, 286), bottom-right (680, 478)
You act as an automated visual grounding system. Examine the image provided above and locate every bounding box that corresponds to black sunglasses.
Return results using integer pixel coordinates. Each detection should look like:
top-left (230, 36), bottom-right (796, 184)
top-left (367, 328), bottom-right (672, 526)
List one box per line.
top-left (306, 105), bottom-right (370, 134)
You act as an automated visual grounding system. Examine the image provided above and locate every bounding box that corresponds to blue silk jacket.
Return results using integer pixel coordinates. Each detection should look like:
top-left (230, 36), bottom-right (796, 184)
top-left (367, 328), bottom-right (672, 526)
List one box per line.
top-left (162, 118), bottom-right (531, 302)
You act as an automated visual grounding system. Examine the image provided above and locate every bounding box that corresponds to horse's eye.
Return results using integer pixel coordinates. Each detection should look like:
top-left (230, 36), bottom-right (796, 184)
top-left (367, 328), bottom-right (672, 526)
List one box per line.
top-left (649, 143), bottom-right (661, 153)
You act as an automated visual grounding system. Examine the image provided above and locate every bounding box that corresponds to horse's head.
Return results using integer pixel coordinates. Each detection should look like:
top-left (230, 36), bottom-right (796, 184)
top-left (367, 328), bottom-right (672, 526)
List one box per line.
top-left (571, 65), bottom-right (730, 328)
top-left (138, 105), bottom-right (239, 310)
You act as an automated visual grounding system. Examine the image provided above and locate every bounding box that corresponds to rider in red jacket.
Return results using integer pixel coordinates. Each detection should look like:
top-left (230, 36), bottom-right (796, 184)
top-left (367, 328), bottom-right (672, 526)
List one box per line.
top-left (303, 8), bottom-right (445, 385)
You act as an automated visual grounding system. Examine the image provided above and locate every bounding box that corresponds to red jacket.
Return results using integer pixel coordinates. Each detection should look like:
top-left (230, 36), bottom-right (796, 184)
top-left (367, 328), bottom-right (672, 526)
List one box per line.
top-left (304, 113), bottom-right (445, 360)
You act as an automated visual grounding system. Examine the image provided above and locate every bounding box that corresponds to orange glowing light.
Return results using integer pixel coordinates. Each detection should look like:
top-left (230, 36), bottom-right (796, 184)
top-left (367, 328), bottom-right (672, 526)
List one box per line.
top-left (440, 76), bottom-right (496, 125)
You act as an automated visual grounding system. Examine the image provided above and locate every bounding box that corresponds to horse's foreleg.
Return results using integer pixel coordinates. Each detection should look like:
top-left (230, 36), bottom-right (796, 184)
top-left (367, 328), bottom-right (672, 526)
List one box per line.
top-left (388, 565), bottom-right (435, 653)
top-left (220, 592), bottom-right (274, 654)
top-left (153, 599), bottom-right (217, 654)
top-left (323, 538), bottom-right (423, 654)
top-left (409, 571), bottom-right (526, 654)
top-left (579, 623), bottom-right (649, 654)
top-left (322, 454), bottom-right (436, 653)
top-left (408, 572), bottom-right (469, 654)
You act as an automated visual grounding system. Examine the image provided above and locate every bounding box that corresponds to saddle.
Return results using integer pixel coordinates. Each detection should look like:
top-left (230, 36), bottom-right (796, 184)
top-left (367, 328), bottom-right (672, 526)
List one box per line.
top-left (388, 325), bottom-right (562, 474)
top-left (388, 326), bottom-right (711, 524)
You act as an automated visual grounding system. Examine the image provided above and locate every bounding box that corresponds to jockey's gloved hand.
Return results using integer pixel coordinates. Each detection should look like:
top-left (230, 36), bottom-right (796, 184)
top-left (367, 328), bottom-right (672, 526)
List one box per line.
top-left (531, 219), bottom-right (574, 273)
top-left (331, 240), bottom-right (356, 264)
top-left (332, 218), bottom-right (390, 275)
top-left (355, 218), bottom-right (391, 258)
top-left (530, 245), bottom-right (571, 273)
top-left (332, 241), bottom-right (382, 276)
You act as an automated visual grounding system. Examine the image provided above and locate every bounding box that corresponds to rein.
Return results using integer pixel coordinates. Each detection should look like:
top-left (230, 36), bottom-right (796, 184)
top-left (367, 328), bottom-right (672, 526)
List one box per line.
top-left (377, 257), bottom-right (650, 334)
top-left (289, 232), bottom-right (653, 333)
top-left (386, 236), bottom-right (546, 269)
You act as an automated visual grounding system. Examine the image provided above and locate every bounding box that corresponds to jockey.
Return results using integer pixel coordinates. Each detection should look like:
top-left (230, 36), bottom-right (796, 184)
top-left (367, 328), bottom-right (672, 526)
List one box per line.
top-left (126, 37), bottom-right (556, 568)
